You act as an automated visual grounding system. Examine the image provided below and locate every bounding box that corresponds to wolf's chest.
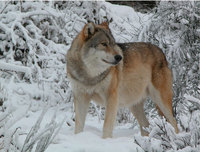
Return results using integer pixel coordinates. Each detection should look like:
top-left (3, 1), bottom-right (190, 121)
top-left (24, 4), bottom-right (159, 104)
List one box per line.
top-left (69, 74), bottom-right (111, 95)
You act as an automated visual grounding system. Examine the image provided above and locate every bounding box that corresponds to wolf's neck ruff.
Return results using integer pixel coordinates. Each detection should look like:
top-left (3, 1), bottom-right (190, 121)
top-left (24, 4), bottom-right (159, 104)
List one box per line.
top-left (69, 62), bottom-right (110, 86)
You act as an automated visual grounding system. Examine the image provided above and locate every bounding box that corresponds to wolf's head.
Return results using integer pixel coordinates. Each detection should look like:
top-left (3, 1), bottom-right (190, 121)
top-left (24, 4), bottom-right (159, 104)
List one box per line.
top-left (76, 22), bottom-right (122, 77)
top-left (81, 22), bottom-right (122, 65)
top-left (67, 22), bottom-right (123, 79)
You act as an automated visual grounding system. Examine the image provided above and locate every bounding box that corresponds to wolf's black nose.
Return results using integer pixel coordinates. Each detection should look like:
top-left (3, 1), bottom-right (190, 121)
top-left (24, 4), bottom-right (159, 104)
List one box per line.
top-left (114, 55), bottom-right (122, 62)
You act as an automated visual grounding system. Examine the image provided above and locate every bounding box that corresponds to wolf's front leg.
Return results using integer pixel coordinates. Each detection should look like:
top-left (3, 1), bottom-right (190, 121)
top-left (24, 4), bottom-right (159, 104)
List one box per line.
top-left (74, 92), bottom-right (90, 134)
top-left (103, 87), bottom-right (118, 138)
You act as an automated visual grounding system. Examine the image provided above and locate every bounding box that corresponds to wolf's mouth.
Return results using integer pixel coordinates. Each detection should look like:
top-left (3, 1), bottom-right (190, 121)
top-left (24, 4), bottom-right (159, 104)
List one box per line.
top-left (102, 59), bottom-right (118, 65)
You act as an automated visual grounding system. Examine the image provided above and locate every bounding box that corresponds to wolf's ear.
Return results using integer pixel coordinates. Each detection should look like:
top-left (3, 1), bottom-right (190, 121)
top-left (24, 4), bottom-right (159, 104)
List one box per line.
top-left (100, 22), bottom-right (109, 29)
top-left (83, 22), bottom-right (96, 39)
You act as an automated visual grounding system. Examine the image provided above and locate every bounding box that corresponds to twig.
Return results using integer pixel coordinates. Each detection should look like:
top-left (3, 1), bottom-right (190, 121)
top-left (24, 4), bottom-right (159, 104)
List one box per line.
top-left (0, 1), bottom-right (10, 14)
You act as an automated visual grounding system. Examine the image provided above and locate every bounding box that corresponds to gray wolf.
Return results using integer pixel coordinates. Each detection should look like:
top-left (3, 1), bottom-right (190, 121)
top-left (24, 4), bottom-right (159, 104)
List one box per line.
top-left (66, 22), bottom-right (179, 138)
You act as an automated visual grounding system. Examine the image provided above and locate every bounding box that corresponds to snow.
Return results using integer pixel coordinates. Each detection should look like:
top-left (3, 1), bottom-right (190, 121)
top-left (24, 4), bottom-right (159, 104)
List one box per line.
top-left (103, 2), bottom-right (151, 43)
top-left (0, 1), bottom-right (200, 152)
top-left (7, 107), bottom-right (144, 152)
top-left (46, 114), bottom-right (144, 152)
top-left (0, 61), bottom-right (31, 77)
top-left (184, 95), bottom-right (200, 105)
top-left (105, 2), bottom-right (150, 28)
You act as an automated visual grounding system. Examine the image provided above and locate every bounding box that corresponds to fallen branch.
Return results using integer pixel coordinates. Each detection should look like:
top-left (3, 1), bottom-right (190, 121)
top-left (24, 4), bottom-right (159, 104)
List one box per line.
top-left (184, 95), bottom-right (200, 105)
top-left (0, 61), bottom-right (31, 77)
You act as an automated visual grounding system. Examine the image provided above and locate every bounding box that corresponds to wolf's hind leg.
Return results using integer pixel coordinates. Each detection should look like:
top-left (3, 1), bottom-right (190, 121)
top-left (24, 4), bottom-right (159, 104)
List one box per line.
top-left (151, 67), bottom-right (179, 133)
top-left (130, 100), bottom-right (149, 136)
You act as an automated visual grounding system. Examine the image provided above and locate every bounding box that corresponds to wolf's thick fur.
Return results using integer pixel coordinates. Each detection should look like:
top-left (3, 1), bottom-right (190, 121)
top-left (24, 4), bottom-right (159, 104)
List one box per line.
top-left (66, 22), bottom-right (179, 138)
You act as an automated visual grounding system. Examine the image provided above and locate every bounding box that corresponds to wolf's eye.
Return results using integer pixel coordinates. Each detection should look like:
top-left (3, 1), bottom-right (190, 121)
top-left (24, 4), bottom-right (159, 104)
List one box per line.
top-left (101, 42), bottom-right (108, 47)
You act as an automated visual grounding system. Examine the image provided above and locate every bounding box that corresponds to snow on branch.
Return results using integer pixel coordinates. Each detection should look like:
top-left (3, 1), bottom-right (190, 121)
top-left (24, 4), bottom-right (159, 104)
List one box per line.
top-left (184, 95), bottom-right (200, 105)
top-left (22, 10), bottom-right (59, 19)
top-left (0, 61), bottom-right (31, 76)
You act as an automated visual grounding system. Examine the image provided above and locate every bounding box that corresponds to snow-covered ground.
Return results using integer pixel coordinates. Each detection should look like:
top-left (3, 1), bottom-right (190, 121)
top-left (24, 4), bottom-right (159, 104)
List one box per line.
top-left (25, 109), bottom-right (144, 152)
